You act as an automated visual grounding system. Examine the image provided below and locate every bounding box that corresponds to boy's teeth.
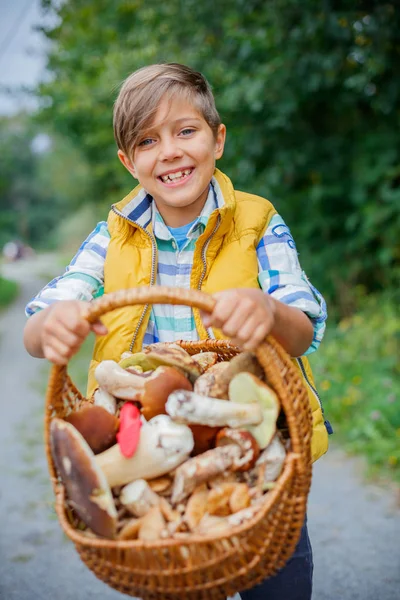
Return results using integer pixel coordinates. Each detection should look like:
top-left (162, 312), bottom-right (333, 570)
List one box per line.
top-left (161, 169), bottom-right (192, 183)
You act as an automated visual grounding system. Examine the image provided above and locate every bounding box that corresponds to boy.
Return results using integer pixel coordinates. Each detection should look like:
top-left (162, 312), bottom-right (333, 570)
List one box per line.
top-left (24, 63), bottom-right (329, 600)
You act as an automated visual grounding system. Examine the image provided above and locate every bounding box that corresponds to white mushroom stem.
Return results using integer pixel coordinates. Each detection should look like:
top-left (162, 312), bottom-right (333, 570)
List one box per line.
top-left (120, 479), bottom-right (161, 517)
top-left (171, 444), bottom-right (242, 505)
top-left (95, 414), bottom-right (194, 488)
top-left (255, 434), bottom-right (286, 483)
top-left (93, 387), bottom-right (117, 415)
top-left (166, 390), bottom-right (263, 429)
top-left (94, 360), bottom-right (151, 399)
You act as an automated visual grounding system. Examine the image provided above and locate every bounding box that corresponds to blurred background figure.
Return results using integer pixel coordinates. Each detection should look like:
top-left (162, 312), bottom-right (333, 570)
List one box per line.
top-left (2, 239), bottom-right (34, 261)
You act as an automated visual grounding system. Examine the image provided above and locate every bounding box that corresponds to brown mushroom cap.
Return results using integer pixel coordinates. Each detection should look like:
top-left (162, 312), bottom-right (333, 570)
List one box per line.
top-left (216, 428), bottom-right (260, 471)
top-left (64, 405), bottom-right (119, 454)
top-left (143, 343), bottom-right (203, 383)
top-left (139, 366), bottom-right (193, 420)
top-left (50, 418), bottom-right (117, 538)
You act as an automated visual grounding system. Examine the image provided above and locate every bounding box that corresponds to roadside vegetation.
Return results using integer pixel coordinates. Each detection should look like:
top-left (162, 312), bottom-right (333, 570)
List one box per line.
top-left (0, 274), bottom-right (19, 309)
top-left (312, 290), bottom-right (400, 483)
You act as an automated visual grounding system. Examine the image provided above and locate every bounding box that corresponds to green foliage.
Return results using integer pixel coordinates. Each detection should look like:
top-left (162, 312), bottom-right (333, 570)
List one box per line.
top-left (311, 291), bottom-right (400, 482)
top-left (35, 0), bottom-right (400, 311)
top-left (0, 275), bottom-right (19, 308)
top-left (0, 115), bottom-right (94, 250)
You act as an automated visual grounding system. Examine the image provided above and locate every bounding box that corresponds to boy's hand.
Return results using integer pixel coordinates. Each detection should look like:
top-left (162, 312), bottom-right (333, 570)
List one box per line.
top-left (41, 300), bottom-right (107, 365)
top-left (201, 288), bottom-right (275, 351)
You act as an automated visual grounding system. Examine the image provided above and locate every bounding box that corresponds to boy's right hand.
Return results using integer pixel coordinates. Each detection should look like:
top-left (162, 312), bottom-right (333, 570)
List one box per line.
top-left (41, 300), bottom-right (107, 365)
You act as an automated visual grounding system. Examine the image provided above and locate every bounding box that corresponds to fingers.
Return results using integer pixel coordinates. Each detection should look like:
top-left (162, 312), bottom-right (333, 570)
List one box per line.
top-left (41, 301), bottom-right (92, 365)
top-left (204, 289), bottom-right (274, 350)
top-left (90, 320), bottom-right (108, 336)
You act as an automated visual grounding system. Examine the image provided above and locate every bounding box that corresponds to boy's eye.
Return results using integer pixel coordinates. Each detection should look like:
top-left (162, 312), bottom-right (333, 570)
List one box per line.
top-left (180, 128), bottom-right (196, 136)
top-left (138, 138), bottom-right (155, 147)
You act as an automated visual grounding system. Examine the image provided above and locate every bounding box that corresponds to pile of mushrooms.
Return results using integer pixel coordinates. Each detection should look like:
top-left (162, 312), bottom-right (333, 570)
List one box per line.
top-left (50, 344), bottom-right (288, 541)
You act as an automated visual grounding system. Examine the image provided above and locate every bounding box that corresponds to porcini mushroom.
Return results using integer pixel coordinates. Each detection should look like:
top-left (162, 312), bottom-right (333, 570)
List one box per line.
top-left (93, 387), bottom-right (117, 415)
top-left (166, 390), bottom-right (263, 429)
top-left (229, 373), bottom-right (280, 448)
top-left (255, 433), bottom-right (286, 484)
top-left (50, 418), bottom-right (117, 538)
top-left (120, 479), bottom-right (162, 517)
top-left (143, 343), bottom-right (203, 383)
top-left (170, 444), bottom-right (243, 504)
top-left (96, 414), bottom-right (194, 487)
top-left (95, 361), bottom-right (192, 419)
top-left (64, 405), bottom-right (119, 454)
top-left (215, 428), bottom-right (260, 471)
top-left (193, 352), bottom-right (264, 399)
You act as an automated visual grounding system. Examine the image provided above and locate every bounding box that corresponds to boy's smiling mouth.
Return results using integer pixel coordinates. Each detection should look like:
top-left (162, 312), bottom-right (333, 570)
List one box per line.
top-left (158, 167), bottom-right (194, 185)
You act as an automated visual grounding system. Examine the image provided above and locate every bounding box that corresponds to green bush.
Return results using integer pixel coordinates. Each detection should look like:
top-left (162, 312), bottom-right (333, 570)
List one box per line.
top-left (0, 275), bottom-right (19, 308)
top-left (311, 291), bottom-right (400, 482)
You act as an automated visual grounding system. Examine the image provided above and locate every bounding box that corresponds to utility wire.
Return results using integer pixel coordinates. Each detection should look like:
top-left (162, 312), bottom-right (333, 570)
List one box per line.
top-left (0, 0), bottom-right (35, 64)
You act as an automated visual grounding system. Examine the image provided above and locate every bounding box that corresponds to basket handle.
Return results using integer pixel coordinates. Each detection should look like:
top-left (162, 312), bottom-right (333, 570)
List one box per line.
top-left (49, 285), bottom-right (311, 478)
top-left (82, 286), bottom-right (216, 324)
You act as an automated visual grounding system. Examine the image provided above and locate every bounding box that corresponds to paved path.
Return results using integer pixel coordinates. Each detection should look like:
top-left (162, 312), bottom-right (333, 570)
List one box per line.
top-left (0, 256), bottom-right (399, 600)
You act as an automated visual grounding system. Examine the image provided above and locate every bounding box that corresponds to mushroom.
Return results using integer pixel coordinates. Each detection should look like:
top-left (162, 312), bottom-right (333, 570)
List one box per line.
top-left (215, 428), bottom-right (260, 471)
top-left (193, 352), bottom-right (264, 399)
top-left (189, 424), bottom-right (221, 455)
top-left (170, 444), bottom-right (242, 504)
top-left (96, 414), bottom-right (194, 487)
top-left (95, 361), bottom-right (192, 418)
top-left (52, 414), bottom-right (194, 508)
top-left (193, 362), bottom-right (231, 397)
top-left (64, 405), bottom-right (119, 454)
top-left (143, 343), bottom-right (203, 383)
top-left (118, 351), bottom-right (156, 372)
top-left (50, 418), bottom-right (117, 538)
top-left (229, 373), bottom-right (280, 448)
top-left (120, 479), bottom-right (162, 517)
top-left (191, 352), bottom-right (219, 371)
top-left (183, 484), bottom-right (209, 530)
top-left (166, 390), bottom-right (263, 429)
top-left (255, 433), bottom-right (287, 484)
top-left (93, 387), bottom-right (117, 415)
top-left (138, 506), bottom-right (166, 541)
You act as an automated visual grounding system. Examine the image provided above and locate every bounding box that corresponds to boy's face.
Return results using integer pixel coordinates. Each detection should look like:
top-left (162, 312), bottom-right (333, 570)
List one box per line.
top-left (118, 96), bottom-right (226, 227)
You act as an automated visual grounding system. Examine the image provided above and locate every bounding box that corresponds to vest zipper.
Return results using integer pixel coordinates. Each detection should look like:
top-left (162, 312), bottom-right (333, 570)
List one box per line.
top-left (110, 205), bottom-right (157, 351)
top-left (297, 357), bottom-right (333, 434)
top-left (197, 214), bottom-right (221, 339)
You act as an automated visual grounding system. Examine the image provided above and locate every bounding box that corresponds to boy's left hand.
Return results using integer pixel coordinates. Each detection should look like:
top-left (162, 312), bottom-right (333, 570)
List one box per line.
top-left (201, 288), bottom-right (275, 351)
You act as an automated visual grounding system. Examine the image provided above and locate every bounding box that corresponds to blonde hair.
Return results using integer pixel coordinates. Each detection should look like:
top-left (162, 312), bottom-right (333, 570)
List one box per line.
top-left (113, 63), bottom-right (221, 158)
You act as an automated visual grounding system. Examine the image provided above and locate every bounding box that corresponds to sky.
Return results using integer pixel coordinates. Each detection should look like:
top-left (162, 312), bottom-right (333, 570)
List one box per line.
top-left (0, 0), bottom-right (52, 115)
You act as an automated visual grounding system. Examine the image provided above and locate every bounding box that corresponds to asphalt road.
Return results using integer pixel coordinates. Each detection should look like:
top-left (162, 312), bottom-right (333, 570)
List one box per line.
top-left (0, 256), bottom-right (399, 600)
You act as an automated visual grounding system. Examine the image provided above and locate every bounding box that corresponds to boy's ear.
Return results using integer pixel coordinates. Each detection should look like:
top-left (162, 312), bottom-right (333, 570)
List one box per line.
top-left (214, 124), bottom-right (226, 160)
top-left (118, 150), bottom-right (137, 178)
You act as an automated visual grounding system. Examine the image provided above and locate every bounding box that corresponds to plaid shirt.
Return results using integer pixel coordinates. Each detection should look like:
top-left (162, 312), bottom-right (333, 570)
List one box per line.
top-left (26, 180), bottom-right (327, 355)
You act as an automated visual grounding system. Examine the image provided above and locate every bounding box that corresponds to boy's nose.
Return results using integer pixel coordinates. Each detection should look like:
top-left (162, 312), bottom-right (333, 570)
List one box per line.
top-left (159, 138), bottom-right (183, 161)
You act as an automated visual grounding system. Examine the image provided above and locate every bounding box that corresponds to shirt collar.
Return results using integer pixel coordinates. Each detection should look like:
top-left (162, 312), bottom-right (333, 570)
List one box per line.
top-left (151, 183), bottom-right (220, 241)
top-left (118, 177), bottom-right (224, 235)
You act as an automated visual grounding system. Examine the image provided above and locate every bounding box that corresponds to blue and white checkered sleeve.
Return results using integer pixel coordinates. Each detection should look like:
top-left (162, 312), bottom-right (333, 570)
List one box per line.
top-left (25, 221), bottom-right (110, 317)
top-left (256, 214), bottom-right (327, 355)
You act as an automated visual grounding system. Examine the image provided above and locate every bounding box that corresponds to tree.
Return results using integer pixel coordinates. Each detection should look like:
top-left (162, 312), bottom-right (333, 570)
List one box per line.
top-left (36, 0), bottom-right (400, 310)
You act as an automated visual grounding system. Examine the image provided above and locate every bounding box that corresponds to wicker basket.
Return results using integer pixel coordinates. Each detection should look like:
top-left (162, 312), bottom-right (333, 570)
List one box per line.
top-left (44, 286), bottom-right (313, 600)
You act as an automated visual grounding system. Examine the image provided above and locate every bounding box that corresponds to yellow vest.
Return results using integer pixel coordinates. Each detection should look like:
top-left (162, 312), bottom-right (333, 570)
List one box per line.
top-left (88, 168), bottom-right (329, 462)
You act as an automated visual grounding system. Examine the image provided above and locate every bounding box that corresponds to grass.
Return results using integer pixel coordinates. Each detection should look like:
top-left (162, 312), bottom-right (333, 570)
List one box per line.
top-left (0, 274), bottom-right (19, 308)
top-left (310, 290), bottom-right (400, 483)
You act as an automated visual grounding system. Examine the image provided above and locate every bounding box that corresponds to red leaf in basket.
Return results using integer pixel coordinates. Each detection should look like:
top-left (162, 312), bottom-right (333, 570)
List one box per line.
top-left (117, 403), bottom-right (142, 458)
